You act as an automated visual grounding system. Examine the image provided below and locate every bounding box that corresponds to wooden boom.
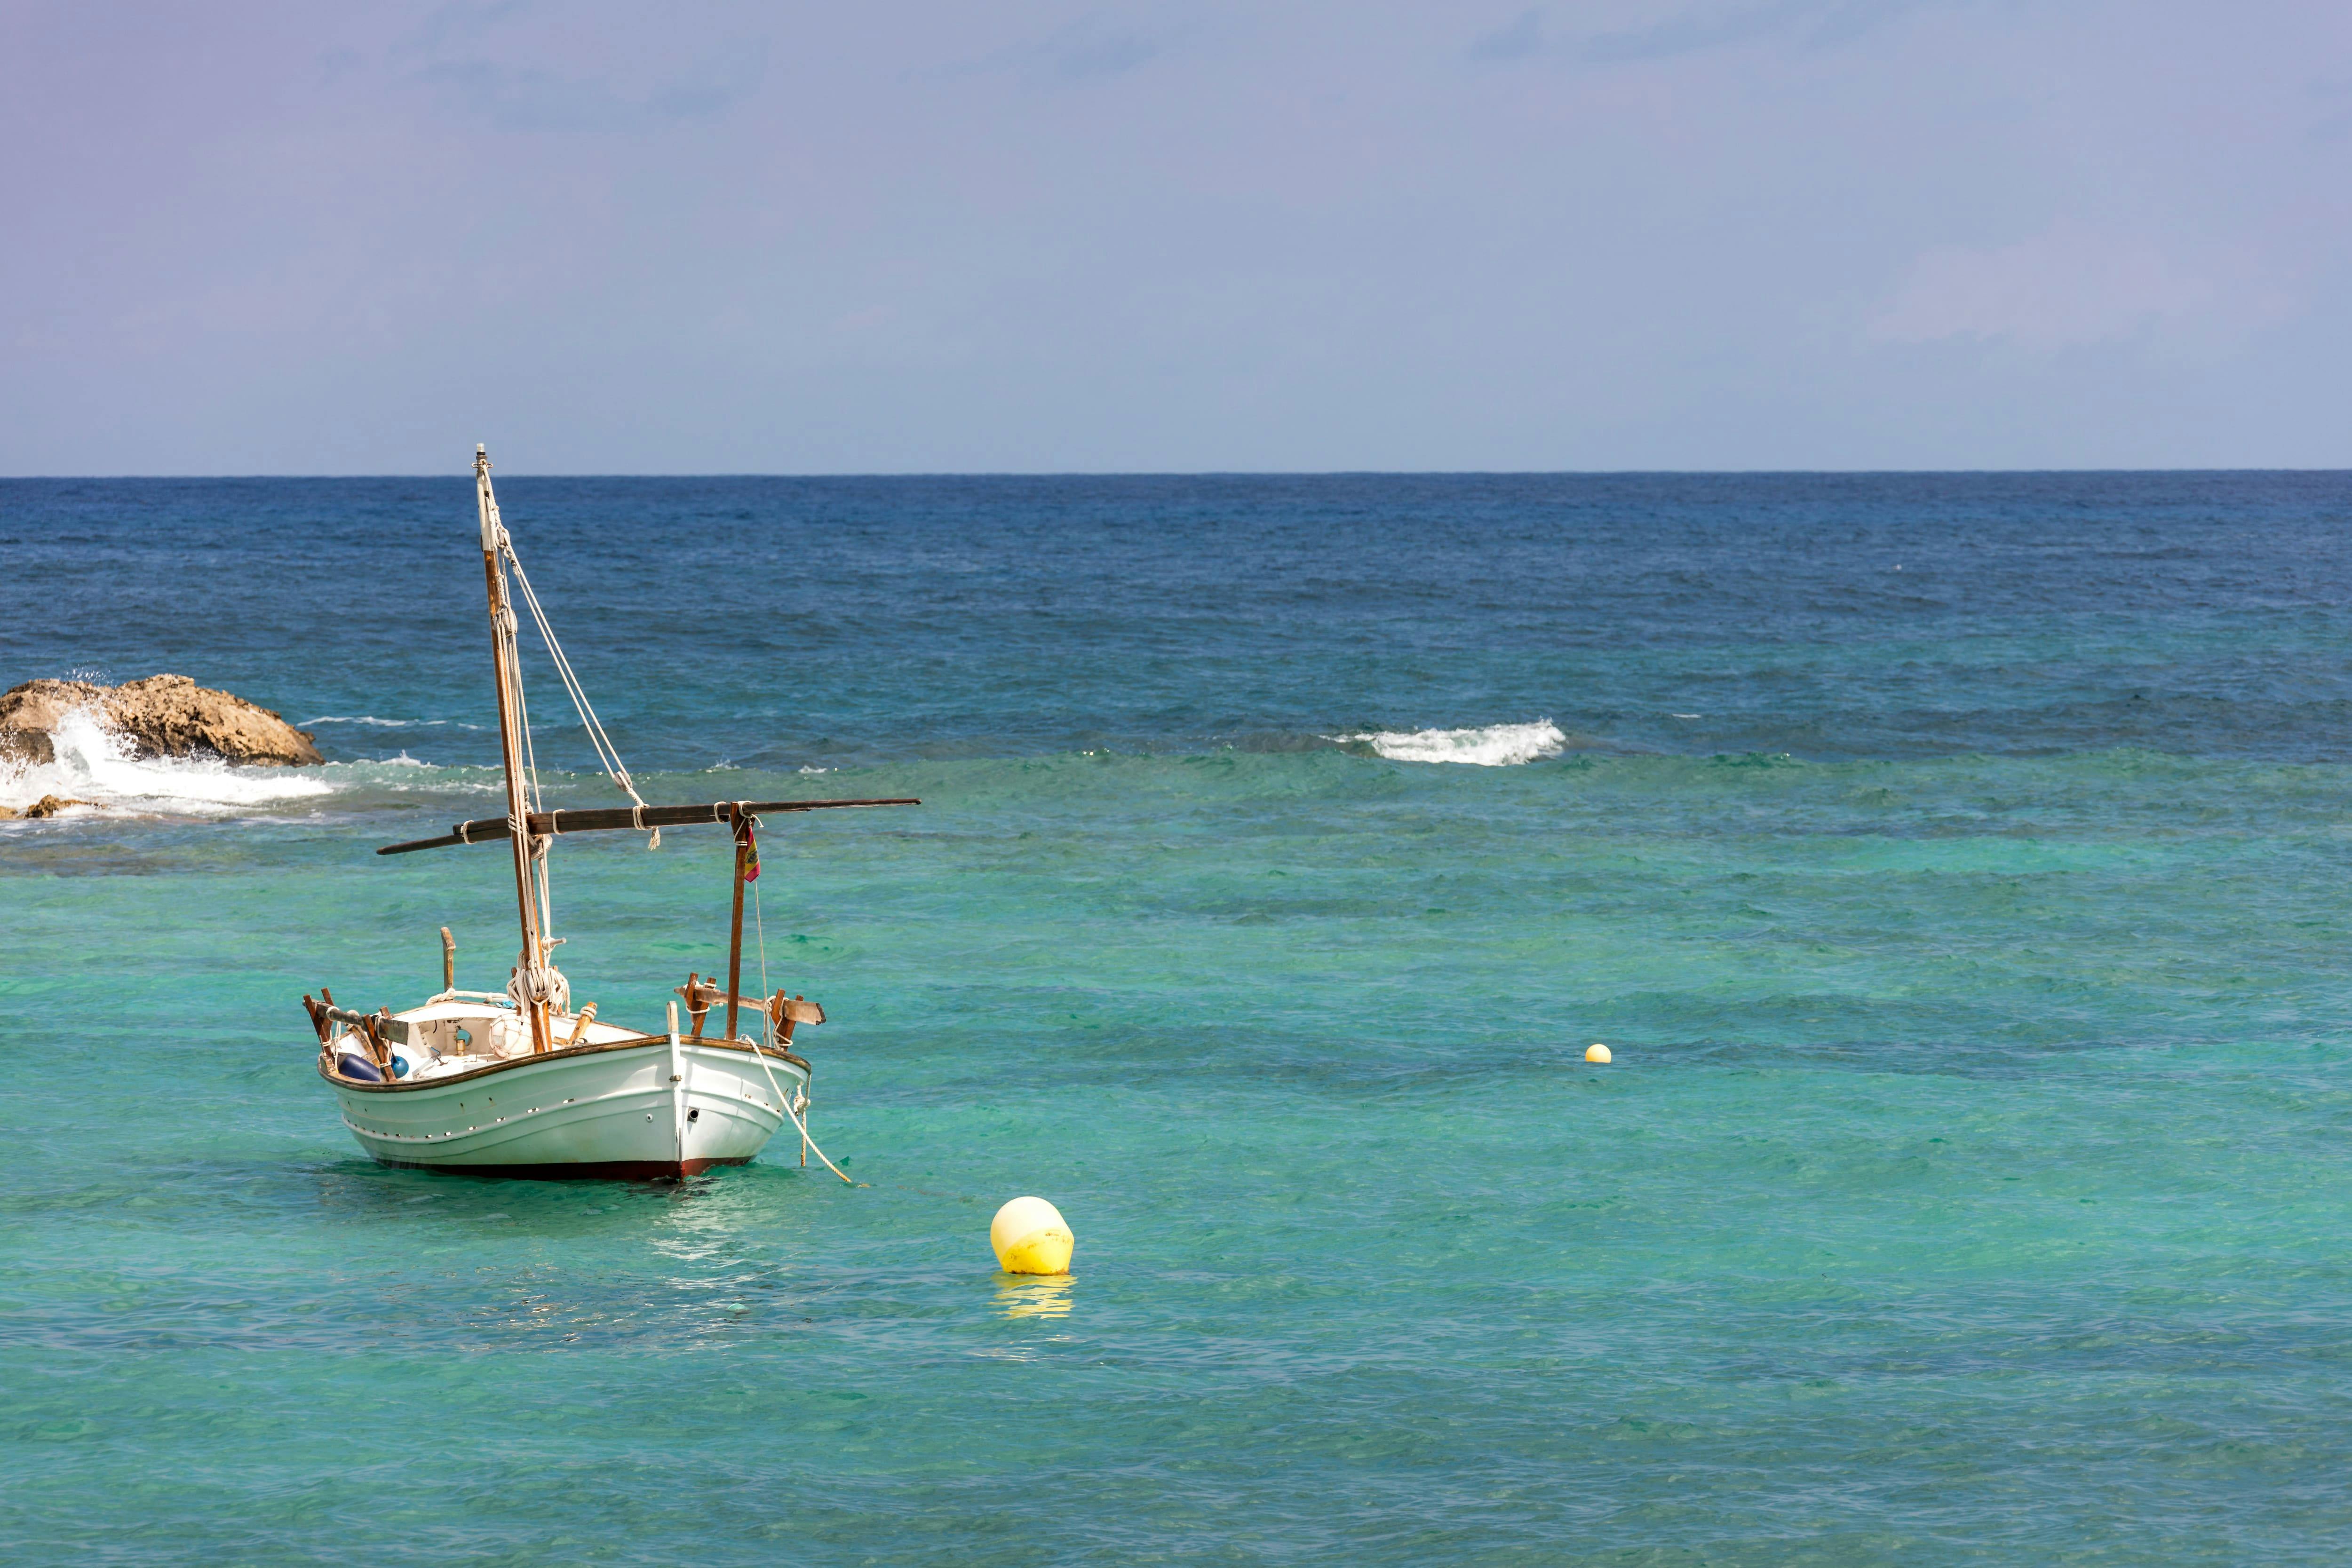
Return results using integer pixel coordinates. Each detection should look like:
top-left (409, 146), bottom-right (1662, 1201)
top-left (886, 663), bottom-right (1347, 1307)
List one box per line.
top-left (376, 798), bottom-right (921, 855)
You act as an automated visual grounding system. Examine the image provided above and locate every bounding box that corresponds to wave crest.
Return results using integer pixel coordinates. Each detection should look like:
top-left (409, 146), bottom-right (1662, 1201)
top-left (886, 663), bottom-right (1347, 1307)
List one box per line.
top-left (0, 706), bottom-right (338, 816)
top-left (1340, 720), bottom-right (1569, 767)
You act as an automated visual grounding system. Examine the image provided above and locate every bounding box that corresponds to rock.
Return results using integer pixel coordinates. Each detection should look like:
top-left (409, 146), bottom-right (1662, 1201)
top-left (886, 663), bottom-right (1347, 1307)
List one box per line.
top-left (0, 674), bottom-right (322, 767)
top-left (20, 794), bottom-right (88, 818)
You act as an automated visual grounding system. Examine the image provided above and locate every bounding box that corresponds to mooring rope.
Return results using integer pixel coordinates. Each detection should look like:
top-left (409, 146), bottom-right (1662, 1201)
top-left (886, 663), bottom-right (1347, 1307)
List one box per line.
top-left (776, 1087), bottom-right (857, 1187)
top-left (753, 876), bottom-right (795, 1170)
top-left (740, 872), bottom-right (853, 1184)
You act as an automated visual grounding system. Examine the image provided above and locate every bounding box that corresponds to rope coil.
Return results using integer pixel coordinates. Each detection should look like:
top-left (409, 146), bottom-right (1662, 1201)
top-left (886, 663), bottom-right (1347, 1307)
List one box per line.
top-left (508, 961), bottom-right (571, 1015)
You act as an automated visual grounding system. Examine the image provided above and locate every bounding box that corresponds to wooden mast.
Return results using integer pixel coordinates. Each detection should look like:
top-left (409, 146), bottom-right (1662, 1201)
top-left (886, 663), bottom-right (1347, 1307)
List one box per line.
top-left (476, 444), bottom-right (552, 1053)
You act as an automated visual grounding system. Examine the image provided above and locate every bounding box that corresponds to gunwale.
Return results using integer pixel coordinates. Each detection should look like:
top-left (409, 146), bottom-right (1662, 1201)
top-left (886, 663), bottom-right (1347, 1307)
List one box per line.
top-left (319, 1031), bottom-right (813, 1093)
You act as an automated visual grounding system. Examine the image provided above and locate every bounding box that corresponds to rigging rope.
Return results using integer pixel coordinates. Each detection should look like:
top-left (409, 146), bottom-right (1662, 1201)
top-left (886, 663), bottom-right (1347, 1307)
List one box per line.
top-left (494, 573), bottom-right (564, 1007)
top-left (755, 878), bottom-right (770, 1018)
top-left (505, 600), bottom-right (556, 938)
top-left (504, 542), bottom-right (660, 849)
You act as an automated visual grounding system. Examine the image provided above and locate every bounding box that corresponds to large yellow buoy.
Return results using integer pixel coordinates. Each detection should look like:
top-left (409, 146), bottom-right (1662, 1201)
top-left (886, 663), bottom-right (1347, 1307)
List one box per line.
top-left (1586, 1043), bottom-right (1612, 1063)
top-left (991, 1196), bottom-right (1075, 1275)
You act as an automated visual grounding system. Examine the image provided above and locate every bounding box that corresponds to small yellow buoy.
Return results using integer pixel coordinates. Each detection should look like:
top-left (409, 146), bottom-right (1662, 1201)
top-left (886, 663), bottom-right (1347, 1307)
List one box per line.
top-left (1586, 1043), bottom-right (1612, 1063)
top-left (991, 1195), bottom-right (1075, 1275)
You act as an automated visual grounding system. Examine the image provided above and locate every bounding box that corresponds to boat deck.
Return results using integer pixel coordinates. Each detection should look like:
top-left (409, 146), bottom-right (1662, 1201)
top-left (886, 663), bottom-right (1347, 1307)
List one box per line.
top-left (320, 992), bottom-right (809, 1089)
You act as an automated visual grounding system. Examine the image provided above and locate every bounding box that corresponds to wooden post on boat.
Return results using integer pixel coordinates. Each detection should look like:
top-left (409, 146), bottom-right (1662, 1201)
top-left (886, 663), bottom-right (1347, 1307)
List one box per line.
top-left (440, 927), bottom-right (455, 990)
top-left (765, 988), bottom-right (808, 1168)
top-left (373, 1008), bottom-right (400, 1074)
top-left (724, 803), bottom-right (750, 1042)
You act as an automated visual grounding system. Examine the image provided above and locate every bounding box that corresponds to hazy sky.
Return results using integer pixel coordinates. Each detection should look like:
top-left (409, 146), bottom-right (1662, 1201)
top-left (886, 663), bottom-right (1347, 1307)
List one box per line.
top-left (4, 1), bottom-right (2347, 473)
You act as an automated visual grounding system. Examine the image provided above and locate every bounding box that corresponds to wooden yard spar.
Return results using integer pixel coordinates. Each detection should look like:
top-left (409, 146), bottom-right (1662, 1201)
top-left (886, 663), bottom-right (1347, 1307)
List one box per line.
top-left (434, 446), bottom-right (918, 1057)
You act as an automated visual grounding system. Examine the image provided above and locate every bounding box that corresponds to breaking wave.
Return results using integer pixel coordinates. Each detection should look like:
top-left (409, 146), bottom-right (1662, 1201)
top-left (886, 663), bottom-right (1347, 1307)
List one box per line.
top-left (0, 707), bottom-right (1586, 823)
top-left (1339, 720), bottom-right (1569, 767)
top-left (1, 707), bottom-right (340, 817)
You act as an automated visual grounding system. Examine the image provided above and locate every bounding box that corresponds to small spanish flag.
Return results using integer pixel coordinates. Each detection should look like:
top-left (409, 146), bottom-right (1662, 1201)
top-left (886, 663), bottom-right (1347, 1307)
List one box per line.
top-left (740, 818), bottom-right (761, 882)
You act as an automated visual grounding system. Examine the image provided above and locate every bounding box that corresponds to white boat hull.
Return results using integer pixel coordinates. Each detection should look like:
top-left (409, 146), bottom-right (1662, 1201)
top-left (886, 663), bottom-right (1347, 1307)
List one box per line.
top-left (326, 1033), bottom-right (808, 1180)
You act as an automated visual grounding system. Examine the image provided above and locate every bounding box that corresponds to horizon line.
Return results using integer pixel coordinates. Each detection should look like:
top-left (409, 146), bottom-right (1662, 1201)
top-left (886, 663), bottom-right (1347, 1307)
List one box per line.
top-left (2, 466), bottom-right (2348, 482)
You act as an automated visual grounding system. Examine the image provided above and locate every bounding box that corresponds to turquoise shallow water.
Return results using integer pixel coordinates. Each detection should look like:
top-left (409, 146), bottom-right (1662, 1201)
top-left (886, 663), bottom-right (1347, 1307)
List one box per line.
top-left (6, 475), bottom-right (2352, 1562)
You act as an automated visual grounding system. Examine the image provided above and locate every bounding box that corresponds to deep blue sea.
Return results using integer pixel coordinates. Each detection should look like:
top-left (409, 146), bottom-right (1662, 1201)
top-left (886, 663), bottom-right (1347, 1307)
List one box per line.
top-left (5, 472), bottom-right (2352, 1564)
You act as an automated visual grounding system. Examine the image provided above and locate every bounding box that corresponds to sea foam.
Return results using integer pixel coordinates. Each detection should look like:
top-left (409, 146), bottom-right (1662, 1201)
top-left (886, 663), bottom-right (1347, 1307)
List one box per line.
top-left (1342, 720), bottom-right (1568, 766)
top-left (0, 706), bottom-right (337, 816)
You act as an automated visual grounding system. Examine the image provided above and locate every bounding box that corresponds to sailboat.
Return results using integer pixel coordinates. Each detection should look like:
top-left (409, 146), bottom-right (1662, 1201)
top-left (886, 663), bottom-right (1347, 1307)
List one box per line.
top-left (304, 446), bottom-right (916, 1181)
